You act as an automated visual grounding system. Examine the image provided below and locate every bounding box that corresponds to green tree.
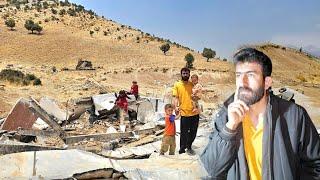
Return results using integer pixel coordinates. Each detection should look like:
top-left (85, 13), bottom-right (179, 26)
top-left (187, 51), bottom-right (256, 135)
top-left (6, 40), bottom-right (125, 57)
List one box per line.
top-left (32, 23), bottom-right (43, 34)
top-left (42, 1), bottom-right (49, 9)
top-left (51, 8), bottom-right (57, 14)
top-left (160, 43), bottom-right (170, 55)
top-left (184, 53), bottom-right (194, 69)
top-left (5, 18), bottom-right (15, 30)
top-left (25, 20), bottom-right (42, 34)
top-left (59, 9), bottom-right (66, 16)
top-left (202, 48), bottom-right (216, 62)
top-left (33, 78), bottom-right (42, 86)
top-left (24, 19), bottom-right (35, 33)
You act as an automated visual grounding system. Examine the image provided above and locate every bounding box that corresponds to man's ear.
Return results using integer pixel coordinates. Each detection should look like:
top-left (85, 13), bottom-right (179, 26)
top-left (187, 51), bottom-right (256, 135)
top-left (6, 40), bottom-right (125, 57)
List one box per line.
top-left (264, 76), bottom-right (272, 90)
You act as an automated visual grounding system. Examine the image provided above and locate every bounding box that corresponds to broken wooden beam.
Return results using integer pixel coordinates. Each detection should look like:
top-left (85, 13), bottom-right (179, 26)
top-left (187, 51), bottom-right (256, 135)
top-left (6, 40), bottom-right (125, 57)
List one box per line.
top-left (16, 129), bottom-right (61, 137)
top-left (65, 132), bottom-right (132, 145)
top-left (65, 126), bottom-right (164, 145)
top-left (0, 142), bottom-right (64, 155)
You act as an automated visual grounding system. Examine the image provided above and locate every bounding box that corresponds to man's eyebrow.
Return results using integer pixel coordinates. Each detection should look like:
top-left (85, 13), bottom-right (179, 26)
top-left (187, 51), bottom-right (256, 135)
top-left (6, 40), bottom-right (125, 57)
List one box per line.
top-left (235, 70), bottom-right (257, 74)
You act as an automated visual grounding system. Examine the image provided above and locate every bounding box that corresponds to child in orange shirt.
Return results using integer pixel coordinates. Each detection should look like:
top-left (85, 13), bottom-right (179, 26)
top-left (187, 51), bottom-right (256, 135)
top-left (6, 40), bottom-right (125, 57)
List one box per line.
top-left (160, 104), bottom-right (179, 155)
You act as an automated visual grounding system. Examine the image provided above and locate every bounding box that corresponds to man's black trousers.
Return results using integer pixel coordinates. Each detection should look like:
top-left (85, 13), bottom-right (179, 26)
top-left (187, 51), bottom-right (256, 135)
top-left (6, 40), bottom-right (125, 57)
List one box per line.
top-left (180, 114), bottom-right (199, 151)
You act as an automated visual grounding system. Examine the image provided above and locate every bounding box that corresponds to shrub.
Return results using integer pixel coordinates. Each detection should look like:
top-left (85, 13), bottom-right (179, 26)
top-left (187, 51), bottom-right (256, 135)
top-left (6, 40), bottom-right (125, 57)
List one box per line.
top-left (33, 78), bottom-right (42, 85)
top-left (59, 9), bottom-right (66, 16)
top-left (160, 43), bottom-right (170, 55)
top-left (43, 1), bottom-right (49, 9)
top-left (0, 69), bottom-right (41, 86)
top-left (51, 8), bottom-right (57, 14)
top-left (33, 23), bottom-right (43, 34)
top-left (25, 73), bottom-right (36, 81)
top-left (24, 19), bottom-right (35, 32)
top-left (5, 18), bottom-right (15, 30)
top-left (162, 68), bottom-right (169, 73)
top-left (67, 8), bottom-right (76, 16)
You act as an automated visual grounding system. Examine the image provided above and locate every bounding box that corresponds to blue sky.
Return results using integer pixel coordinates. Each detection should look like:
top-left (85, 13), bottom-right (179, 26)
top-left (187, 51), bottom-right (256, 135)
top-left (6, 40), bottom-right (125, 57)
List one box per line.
top-left (70, 0), bottom-right (320, 58)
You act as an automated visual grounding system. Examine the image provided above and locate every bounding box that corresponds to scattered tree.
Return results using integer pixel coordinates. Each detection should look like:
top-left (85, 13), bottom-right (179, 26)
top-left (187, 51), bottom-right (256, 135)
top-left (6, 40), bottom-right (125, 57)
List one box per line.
top-left (51, 8), bottom-right (57, 14)
top-left (24, 19), bottom-right (34, 33)
top-left (202, 48), bottom-right (216, 62)
top-left (42, 1), bottom-right (49, 9)
top-left (24, 20), bottom-right (43, 34)
top-left (34, 23), bottom-right (43, 34)
top-left (33, 78), bottom-right (42, 85)
top-left (184, 53), bottom-right (194, 69)
top-left (89, 30), bottom-right (94, 36)
top-left (160, 43), bottom-right (170, 55)
top-left (59, 9), bottom-right (66, 16)
top-left (5, 18), bottom-right (15, 30)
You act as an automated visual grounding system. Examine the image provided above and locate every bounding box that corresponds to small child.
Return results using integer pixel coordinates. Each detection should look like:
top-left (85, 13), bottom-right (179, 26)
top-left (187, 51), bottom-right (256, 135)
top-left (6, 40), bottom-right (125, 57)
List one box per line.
top-left (115, 90), bottom-right (130, 112)
top-left (191, 74), bottom-right (203, 113)
top-left (160, 104), bottom-right (179, 155)
top-left (130, 81), bottom-right (139, 100)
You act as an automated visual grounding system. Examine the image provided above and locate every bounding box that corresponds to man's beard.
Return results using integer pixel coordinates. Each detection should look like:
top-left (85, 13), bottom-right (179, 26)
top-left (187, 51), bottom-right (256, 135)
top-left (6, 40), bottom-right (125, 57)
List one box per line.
top-left (182, 76), bottom-right (189, 81)
top-left (238, 86), bottom-right (265, 106)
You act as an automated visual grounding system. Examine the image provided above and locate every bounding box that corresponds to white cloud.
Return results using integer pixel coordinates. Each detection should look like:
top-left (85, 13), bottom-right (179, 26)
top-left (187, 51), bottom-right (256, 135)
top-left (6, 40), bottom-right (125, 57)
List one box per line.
top-left (271, 32), bottom-right (320, 49)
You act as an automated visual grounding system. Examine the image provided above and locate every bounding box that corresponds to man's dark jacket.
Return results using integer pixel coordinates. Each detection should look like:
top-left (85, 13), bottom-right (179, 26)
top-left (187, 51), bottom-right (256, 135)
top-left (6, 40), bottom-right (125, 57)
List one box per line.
top-left (200, 94), bottom-right (320, 179)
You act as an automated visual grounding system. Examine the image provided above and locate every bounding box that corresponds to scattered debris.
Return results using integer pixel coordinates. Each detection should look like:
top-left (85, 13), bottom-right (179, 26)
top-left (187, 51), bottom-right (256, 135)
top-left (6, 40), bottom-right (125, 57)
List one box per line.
top-left (0, 149), bottom-right (126, 179)
top-left (39, 97), bottom-right (71, 123)
top-left (0, 92), bottom-right (211, 178)
top-left (76, 59), bottom-right (95, 70)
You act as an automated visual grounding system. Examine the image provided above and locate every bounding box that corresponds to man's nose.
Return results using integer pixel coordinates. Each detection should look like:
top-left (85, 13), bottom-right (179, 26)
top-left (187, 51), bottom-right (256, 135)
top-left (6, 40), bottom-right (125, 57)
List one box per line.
top-left (238, 74), bottom-right (248, 87)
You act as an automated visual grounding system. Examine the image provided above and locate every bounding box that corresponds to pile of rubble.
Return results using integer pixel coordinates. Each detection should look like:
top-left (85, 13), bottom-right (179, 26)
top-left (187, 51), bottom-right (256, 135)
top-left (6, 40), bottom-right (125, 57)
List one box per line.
top-left (0, 92), bottom-right (209, 179)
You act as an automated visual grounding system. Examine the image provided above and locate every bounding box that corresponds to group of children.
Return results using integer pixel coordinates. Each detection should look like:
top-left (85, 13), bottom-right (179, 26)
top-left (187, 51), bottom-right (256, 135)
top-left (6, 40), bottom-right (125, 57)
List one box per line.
top-left (114, 75), bottom-right (202, 156)
top-left (160, 74), bottom-right (202, 155)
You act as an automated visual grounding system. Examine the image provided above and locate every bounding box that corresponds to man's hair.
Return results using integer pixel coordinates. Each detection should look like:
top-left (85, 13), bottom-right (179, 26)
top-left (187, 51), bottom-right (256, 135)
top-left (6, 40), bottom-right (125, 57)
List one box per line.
top-left (164, 104), bottom-right (173, 110)
top-left (180, 67), bottom-right (190, 74)
top-left (233, 48), bottom-right (272, 78)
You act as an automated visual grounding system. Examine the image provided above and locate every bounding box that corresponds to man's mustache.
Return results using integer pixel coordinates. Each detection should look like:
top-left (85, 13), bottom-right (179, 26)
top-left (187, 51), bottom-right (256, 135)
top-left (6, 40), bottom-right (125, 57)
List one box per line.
top-left (238, 87), bottom-right (253, 93)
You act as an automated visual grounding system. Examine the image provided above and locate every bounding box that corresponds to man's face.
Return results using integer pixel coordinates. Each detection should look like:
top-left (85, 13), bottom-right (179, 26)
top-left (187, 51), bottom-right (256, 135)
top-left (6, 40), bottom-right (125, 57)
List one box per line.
top-left (235, 62), bottom-right (270, 106)
top-left (181, 70), bottom-right (190, 81)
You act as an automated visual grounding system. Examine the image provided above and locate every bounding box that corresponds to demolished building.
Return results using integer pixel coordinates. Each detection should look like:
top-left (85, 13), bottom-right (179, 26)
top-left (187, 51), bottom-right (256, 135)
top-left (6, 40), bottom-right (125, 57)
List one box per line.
top-left (0, 93), bottom-right (211, 179)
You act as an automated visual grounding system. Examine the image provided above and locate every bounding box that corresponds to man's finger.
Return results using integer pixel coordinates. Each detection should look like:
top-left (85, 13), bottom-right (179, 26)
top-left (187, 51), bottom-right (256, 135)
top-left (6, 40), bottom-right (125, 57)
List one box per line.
top-left (230, 104), bottom-right (245, 116)
top-left (234, 86), bottom-right (239, 102)
top-left (230, 107), bottom-right (244, 119)
top-left (235, 100), bottom-right (249, 111)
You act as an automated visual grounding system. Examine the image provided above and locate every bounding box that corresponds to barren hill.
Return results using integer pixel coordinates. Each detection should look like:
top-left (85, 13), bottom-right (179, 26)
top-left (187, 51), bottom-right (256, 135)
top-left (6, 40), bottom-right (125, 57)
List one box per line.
top-left (0, 1), bottom-right (320, 125)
